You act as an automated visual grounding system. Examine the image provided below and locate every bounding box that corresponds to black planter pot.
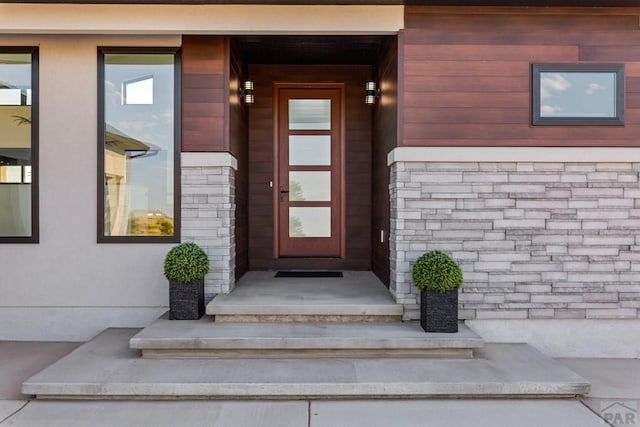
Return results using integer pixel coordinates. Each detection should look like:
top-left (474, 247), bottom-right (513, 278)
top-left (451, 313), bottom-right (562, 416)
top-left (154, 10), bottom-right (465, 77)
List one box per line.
top-left (420, 288), bottom-right (459, 333)
top-left (169, 279), bottom-right (205, 320)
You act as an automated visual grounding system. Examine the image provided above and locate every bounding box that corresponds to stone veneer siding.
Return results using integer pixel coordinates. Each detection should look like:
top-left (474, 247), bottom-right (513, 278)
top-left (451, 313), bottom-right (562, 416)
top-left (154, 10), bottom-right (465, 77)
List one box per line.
top-left (181, 164), bottom-right (235, 297)
top-left (390, 161), bottom-right (640, 321)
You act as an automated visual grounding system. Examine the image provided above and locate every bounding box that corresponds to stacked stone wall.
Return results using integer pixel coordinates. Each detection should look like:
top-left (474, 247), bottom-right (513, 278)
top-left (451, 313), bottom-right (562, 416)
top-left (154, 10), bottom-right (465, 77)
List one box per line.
top-left (390, 161), bottom-right (640, 321)
top-left (181, 165), bottom-right (235, 297)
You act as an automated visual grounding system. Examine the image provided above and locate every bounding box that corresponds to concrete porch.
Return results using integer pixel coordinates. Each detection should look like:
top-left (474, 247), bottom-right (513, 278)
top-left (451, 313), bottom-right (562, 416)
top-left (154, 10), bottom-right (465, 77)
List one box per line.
top-left (206, 271), bottom-right (404, 322)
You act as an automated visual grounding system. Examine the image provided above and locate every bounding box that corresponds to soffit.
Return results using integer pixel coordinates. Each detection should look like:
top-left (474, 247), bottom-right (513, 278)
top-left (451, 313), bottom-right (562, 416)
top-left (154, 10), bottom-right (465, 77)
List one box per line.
top-left (235, 35), bottom-right (393, 65)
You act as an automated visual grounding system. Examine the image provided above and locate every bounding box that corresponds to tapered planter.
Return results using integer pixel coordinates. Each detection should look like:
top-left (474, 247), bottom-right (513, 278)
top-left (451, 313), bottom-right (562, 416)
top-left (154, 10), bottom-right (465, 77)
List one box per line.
top-left (420, 288), bottom-right (459, 333)
top-left (169, 279), bottom-right (205, 320)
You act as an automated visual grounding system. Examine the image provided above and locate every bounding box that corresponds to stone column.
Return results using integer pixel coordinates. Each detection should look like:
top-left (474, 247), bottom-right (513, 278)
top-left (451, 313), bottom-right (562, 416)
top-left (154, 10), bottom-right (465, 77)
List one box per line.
top-left (181, 153), bottom-right (237, 299)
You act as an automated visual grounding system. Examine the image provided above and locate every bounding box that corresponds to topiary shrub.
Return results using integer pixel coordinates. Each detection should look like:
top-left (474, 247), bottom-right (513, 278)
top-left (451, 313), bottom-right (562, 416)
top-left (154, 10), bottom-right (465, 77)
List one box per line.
top-left (163, 242), bottom-right (210, 284)
top-left (411, 250), bottom-right (463, 293)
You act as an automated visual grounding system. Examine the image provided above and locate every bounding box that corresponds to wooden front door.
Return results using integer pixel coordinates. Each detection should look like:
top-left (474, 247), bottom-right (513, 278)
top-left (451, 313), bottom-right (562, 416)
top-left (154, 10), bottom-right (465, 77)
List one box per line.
top-left (275, 85), bottom-right (344, 258)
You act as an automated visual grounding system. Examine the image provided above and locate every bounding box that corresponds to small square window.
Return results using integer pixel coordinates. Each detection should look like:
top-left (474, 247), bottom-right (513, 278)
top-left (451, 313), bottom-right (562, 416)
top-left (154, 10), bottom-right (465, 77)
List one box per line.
top-left (532, 63), bottom-right (625, 126)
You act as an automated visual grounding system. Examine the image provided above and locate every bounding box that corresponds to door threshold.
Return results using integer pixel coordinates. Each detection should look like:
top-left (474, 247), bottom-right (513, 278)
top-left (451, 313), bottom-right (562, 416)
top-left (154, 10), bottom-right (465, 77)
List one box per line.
top-left (274, 271), bottom-right (343, 278)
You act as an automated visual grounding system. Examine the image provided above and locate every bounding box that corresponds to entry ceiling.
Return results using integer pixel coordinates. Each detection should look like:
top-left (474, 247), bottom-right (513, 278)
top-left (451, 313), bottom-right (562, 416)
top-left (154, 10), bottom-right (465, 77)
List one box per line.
top-left (234, 35), bottom-right (393, 65)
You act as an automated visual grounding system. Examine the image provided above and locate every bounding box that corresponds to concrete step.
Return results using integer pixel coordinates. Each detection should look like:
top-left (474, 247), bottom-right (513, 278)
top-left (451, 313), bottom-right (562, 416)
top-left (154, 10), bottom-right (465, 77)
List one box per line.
top-left (129, 317), bottom-right (484, 359)
top-left (206, 271), bottom-right (404, 322)
top-left (23, 329), bottom-right (590, 400)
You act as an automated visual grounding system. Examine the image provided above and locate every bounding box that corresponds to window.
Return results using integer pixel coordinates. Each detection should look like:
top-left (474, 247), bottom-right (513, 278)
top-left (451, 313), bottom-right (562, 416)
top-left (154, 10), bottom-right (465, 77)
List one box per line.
top-left (0, 48), bottom-right (38, 243)
top-left (98, 48), bottom-right (180, 243)
top-left (532, 64), bottom-right (625, 126)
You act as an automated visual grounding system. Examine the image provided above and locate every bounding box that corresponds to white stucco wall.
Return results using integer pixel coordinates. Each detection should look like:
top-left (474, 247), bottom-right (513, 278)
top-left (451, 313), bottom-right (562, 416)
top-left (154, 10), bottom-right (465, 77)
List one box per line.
top-left (0, 35), bottom-right (181, 341)
top-left (467, 319), bottom-right (640, 358)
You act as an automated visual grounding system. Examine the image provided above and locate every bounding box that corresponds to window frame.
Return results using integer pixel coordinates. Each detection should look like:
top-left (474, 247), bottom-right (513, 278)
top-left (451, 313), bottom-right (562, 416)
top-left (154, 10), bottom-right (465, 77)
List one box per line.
top-left (532, 63), bottom-right (625, 126)
top-left (97, 47), bottom-right (181, 244)
top-left (0, 46), bottom-right (39, 244)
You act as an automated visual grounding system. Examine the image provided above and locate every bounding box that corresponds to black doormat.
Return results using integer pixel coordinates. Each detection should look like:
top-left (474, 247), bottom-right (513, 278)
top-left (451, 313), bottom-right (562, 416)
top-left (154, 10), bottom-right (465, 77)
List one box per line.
top-left (274, 271), bottom-right (343, 278)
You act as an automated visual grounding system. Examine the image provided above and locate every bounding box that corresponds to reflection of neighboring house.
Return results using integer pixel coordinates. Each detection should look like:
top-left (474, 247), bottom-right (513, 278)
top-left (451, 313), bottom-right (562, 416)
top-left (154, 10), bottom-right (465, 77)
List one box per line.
top-left (103, 124), bottom-right (151, 236)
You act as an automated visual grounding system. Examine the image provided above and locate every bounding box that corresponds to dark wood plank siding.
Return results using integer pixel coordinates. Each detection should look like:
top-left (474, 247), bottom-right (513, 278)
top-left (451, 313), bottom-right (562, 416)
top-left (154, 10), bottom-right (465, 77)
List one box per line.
top-left (372, 38), bottom-right (398, 287)
top-left (402, 7), bottom-right (640, 147)
top-left (182, 36), bottom-right (249, 280)
top-left (182, 35), bottom-right (228, 152)
top-left (229, 40), bottom-right (249, 280)
top-left (248, 65), bottom-right (372, 271)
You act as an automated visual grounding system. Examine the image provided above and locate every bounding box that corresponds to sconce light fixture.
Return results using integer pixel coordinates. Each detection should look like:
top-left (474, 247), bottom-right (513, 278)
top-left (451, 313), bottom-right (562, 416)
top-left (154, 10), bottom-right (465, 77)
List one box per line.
top-left (365, 80), bottom-right (380, 105)
top-left (240, 80), bottom-right (254, 105)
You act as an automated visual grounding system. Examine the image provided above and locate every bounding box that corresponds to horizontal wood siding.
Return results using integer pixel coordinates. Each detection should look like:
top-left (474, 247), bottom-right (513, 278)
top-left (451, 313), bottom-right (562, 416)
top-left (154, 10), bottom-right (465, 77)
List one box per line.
top-left (248, 65), bottom-right (372, 271)
top-left (229, 40), bottom-right (249, 280)
top-left (372, 38), bottom-right (398, 287)
top-left (402, 7), bottom-right (640, 147)
top-left (182, 35), bottom-right (228, 152)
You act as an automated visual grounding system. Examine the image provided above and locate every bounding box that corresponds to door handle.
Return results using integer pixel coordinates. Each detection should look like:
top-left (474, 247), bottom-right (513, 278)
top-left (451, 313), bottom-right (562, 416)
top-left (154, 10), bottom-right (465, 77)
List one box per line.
top-left (279, 185), bottom-right (289, 201)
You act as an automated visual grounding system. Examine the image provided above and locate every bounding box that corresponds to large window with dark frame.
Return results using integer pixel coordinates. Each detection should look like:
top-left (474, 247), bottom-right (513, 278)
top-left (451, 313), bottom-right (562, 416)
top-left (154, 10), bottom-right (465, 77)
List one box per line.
top-left (98, 48), bottom-right (180, 243)
top-left (0, 47), bottom-right (38, 243)
top-left (532, 63), bottom-right (625, 126)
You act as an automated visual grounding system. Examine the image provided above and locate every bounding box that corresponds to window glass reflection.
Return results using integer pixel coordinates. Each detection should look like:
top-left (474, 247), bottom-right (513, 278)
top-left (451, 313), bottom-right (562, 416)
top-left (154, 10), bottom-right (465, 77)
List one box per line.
top-left (0, 52), bottom-right (33, 238)
top-left (540, 72), bottom-right (616, 118)
top-left (123, 75), bottom-right (154, 105)
top-left (103, 53), bottom-right (175, 237)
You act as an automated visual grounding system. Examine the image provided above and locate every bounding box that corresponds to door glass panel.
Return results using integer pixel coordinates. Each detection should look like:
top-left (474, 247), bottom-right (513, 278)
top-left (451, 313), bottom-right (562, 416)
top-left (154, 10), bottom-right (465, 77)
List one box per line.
top-left (289, 99), bottom-right (330, 130)
top-left (289, 171), bottom-right (330, 201)
top-left (289, 207), bottom-right (331, 237)
top-left (289, 135), bottom-right (330, 166)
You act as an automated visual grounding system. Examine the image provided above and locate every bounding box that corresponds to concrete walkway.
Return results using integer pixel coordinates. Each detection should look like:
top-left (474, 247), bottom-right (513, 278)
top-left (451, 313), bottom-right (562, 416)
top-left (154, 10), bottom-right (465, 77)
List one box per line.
top-left (1, 400), bottom-right (607, 427)
top-left (2, 340), bottom-right (639, 426)
top-left (0, 341), bottom-right (79, 424)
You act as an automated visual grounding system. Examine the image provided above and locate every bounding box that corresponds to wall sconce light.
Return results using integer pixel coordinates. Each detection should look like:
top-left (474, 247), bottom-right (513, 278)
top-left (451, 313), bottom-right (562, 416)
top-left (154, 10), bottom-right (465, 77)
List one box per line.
top-left (240, 80), bottom-right (254, 105)
top-left (365, 80), bottom-right (380, 105)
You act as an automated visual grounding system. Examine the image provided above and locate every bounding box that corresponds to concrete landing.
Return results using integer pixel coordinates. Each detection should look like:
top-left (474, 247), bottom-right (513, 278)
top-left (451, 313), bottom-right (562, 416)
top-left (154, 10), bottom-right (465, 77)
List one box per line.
top-left (23, 329), bottom-right (590, 400)
top-left (207, 271), bottom-right (403, 321)
top-left (129, 316), bottom-right (484, 358)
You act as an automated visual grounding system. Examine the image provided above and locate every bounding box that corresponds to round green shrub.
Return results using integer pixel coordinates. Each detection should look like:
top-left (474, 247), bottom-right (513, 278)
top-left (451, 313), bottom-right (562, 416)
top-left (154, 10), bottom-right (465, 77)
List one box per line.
top-left (163, 242), bottom-right (210, 284)
top-left (411, 250), bottom-right (463, 293)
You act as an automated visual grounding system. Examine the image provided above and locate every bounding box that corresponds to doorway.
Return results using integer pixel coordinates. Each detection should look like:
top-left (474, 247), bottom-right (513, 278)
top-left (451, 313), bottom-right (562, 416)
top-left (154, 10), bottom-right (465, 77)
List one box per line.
top-left (275, 85), bottom-right (344, 258)
top-left (245, 64), bottom-right (373, 271)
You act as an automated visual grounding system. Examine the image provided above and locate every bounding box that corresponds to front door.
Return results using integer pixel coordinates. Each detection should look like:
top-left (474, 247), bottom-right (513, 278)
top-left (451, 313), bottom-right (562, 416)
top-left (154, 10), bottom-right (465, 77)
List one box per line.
top-left (275, 85), bottom-right (344, 258)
